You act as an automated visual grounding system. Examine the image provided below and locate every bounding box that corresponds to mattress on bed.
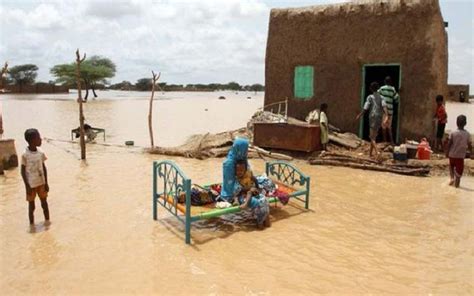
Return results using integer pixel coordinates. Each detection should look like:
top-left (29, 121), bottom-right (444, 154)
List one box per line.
top-left (158, 180), bottom-right (298, 216)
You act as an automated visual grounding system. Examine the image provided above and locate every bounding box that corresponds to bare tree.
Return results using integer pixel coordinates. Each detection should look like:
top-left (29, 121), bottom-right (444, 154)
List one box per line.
top-left (75, 50), bottom-right (87, 160)
top-left (148, 71), bottom-right (161, 149)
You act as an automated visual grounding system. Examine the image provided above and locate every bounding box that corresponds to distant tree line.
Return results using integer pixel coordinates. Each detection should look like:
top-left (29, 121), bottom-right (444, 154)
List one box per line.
top-left (2, 60), bottom-right (264, 97)
top-left (111, 80), bottom-right (264, 92)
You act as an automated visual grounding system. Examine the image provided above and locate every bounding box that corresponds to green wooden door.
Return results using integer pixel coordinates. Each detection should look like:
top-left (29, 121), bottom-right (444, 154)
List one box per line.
top-left (294, 66), bottom-right (314, 100)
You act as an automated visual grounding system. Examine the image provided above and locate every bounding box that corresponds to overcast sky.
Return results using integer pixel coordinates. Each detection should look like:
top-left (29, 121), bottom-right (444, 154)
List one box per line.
top-left (0, 0), bottom-right (472, 87)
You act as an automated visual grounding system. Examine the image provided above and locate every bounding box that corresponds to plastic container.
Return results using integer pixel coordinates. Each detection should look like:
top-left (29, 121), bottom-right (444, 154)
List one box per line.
top-left (417, 139), bottom-right (432, 160)
top-left (399, 144), bottom-right (407, 154)
top-left (405, 143), bottom-right (418, 159)
top-left (407, 147), bottom-right (417, 159)
top-left (393, 152), bottom-right (408, 161)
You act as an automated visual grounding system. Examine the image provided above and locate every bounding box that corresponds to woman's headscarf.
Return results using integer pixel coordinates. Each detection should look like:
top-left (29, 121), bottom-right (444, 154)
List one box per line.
top-left (221, 137), bottom-right (249, 200)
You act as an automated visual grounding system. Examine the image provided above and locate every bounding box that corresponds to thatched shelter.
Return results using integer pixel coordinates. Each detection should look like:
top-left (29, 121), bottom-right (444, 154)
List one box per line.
top-left (265, 0), bottom-right (449, 141)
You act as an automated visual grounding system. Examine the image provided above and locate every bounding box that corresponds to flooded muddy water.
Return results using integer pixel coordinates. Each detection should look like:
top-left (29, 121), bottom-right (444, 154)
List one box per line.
top-left (1, 93), bottom-right (473, 294)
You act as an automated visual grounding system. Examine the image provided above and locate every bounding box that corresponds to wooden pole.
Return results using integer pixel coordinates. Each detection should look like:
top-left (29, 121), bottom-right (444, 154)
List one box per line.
top-left (75, 49), bottom-right (87, 160)
top-left (148, 71), bottom-right (160, 149)
top-left (0, 62), bottom-right (7, 136)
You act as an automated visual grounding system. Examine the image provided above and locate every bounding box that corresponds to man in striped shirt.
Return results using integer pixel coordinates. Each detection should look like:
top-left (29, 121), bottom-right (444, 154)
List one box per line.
top-left (378, 76), bottom-right (399, 144)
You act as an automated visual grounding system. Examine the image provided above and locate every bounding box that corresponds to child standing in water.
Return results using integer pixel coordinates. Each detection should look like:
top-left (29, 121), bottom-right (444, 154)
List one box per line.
top-left (21, 129), bottom-right (50, 229)
top-left (320, 103), bottom-right (329, 151)
top-left (234, 160), bottom-right (271, 229)
top-left (446, 115), bottom-right (472, 188)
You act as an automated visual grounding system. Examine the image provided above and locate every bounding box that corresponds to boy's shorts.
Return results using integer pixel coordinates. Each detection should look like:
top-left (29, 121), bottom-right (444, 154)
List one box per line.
top-left (436, 123), bottom-right (446, 139)
top-left (26, 185), bottom-right (48, 202)
top-left (369, 127), bottom-right (379, 141)
top-left (449, 158), bottom-right (464, 177)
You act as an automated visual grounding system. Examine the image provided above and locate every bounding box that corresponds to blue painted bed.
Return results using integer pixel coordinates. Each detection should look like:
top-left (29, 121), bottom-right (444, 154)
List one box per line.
top-left (152, 160), bottom-right (311, 244)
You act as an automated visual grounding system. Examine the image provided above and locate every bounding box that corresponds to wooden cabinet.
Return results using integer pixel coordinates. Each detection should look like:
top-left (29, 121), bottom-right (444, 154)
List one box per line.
top-left (253, 122), bottom-right (321, 152)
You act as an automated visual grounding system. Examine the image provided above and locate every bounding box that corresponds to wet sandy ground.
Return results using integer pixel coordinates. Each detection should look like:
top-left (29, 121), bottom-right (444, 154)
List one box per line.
top-left (1, 95), bottom-right (473, 294)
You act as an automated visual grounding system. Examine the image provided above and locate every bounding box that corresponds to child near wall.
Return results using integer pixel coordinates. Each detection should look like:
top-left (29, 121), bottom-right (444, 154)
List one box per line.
top-left (433, 95), bottom-right (447, 152)
top-left (320, 103), bottom-right (329, 151)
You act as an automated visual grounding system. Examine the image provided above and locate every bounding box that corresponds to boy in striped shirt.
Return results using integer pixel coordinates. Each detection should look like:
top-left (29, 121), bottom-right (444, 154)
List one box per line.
top-left (378, 76), bottom-right (399, 144)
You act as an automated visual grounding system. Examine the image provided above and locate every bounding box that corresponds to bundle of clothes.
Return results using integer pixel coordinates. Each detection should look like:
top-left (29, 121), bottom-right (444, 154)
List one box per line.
top-left (177, 175), bottom-right (290, 207)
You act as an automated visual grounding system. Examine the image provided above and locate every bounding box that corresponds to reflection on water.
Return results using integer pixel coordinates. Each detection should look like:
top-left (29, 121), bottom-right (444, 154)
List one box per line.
top-left (0, 93), bottom-right (473, 294)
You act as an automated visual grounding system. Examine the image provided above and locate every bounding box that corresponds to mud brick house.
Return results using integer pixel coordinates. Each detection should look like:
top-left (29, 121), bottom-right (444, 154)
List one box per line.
top-left (264, 0), bottom-right (453, 141)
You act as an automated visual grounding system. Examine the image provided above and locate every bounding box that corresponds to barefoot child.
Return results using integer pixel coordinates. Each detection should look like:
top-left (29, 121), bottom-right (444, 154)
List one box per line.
top-left (234, 160), bottom-right (271, 229)
top-left (433, 95), bottom-right (447, 152)
top-left (320, 103), bottom-right (329, 151)
top-left (446, 115), bottom-right (472, 188)
top-left (356, 82), bottom-right (388, 157)
top-left (21, 129), bottom-right (50, 228)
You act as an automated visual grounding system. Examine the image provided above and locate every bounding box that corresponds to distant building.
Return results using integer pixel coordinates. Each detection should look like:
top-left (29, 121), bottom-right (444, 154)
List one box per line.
top-left (264, 0), bottom-right (459, 141)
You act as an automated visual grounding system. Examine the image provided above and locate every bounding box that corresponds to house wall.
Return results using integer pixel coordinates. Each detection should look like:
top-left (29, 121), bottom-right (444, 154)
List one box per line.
top-left (265, 0), bottom-right (448, 141)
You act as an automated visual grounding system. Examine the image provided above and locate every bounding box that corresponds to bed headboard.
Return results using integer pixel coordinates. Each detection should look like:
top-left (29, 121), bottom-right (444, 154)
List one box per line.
top-left (153, 160), bottom-right (191, 218)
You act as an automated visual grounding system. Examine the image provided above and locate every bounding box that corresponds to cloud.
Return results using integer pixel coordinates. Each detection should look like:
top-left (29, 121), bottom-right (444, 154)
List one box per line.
top-left (0, 0), bottom-right (271, 84)
top-left (0, 0), bottom-right (472, 88)
top-left (6, 3), bottom-right (64, 30)
top-left (85, 0), bottom-right (143, 19)
top-left (448, 36), bottom-right (473, 85)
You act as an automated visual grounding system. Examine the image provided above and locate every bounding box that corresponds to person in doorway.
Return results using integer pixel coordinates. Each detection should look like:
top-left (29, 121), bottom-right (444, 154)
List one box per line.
top-left (356, 82), bottom-right (388, 157)
top-left (459, 91), bottom-right (465, 103)
top-left (21, 129), bottom-right (50, 230)
top-left (446, 115), bottom-right (472, 188)
top-left (433, 95), bottom-right (447, 152)
top-left (320, 103), bottom-right (329, 151)
top-left (378, 76), bottom-right (399, 144)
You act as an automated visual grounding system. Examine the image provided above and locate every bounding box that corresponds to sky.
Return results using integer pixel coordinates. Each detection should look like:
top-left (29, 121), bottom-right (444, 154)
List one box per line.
top-left (0, 0), bottom-right (472, 87)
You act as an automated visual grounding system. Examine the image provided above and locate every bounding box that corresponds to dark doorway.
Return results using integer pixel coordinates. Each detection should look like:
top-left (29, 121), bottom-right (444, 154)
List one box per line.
top-left (360, 64), bottom-right (401, 143)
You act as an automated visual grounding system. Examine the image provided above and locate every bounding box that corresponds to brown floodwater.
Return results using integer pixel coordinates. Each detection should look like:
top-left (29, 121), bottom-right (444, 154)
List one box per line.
top-left (1, 93), bottom-right (473, 295)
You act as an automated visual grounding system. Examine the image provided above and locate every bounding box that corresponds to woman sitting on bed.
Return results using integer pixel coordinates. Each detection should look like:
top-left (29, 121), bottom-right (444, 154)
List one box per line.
top-left (221, 137), bottom-right (250, 202)
top-left (234, 160), bottom-right (271, 229)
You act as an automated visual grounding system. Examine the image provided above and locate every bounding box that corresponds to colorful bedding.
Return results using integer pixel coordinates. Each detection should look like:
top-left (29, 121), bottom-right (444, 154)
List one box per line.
top-left (153, 160), bottom-right (311, 244)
